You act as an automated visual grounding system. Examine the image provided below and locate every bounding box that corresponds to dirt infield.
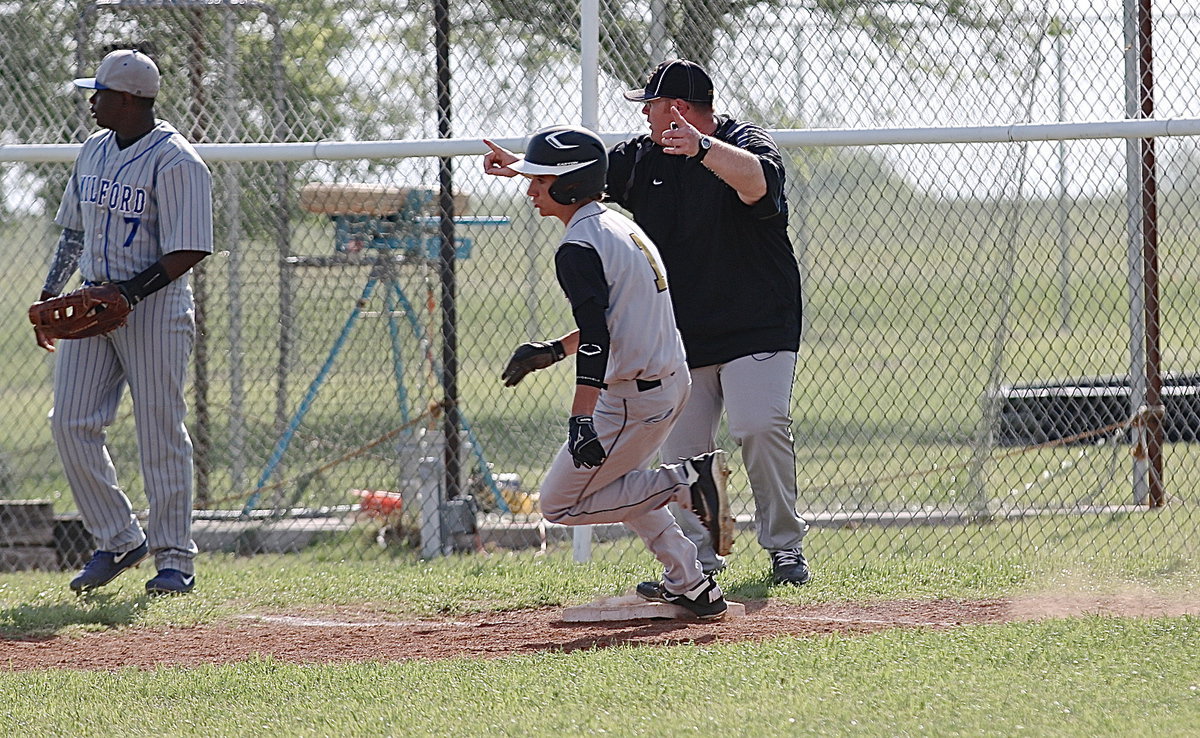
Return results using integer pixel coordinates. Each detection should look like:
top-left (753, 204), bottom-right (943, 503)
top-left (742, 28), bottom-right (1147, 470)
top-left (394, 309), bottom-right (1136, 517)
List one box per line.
top-left (4, 593), bottom-right (1198, 671)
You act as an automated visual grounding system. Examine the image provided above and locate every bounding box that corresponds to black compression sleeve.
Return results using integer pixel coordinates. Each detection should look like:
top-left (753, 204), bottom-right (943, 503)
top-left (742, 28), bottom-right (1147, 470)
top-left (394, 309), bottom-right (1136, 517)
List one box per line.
top-left (554, 243), bottom-right (612, 388)
top-left (554, 243), bottom-right (610, 309)
top-left (115, 261), bottom-right (171, 306)
top-left (573, 298), bottom-right (610, 389)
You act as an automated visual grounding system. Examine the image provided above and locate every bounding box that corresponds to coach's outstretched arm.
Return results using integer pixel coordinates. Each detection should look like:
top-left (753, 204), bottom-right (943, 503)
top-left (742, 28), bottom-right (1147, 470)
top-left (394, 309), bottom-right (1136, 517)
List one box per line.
top-left (482, 139), bottom-right (520, 177)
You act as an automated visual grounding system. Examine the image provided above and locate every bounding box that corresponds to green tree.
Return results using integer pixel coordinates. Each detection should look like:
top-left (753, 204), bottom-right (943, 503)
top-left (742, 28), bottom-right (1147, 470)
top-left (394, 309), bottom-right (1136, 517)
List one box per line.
top-left (0, 0), bottom-right (383, 215)
top-left (480, 0), bottom-right (1020, 89)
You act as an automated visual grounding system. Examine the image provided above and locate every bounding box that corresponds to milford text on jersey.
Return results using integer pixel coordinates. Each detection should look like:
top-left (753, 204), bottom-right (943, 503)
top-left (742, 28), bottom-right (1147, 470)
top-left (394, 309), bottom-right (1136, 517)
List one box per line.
top-left (78, 175), bottom-right (148, 215)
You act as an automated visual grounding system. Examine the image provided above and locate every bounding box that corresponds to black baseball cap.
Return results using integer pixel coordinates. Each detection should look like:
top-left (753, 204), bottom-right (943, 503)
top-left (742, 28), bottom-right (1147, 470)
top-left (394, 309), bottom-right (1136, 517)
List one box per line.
top-left (623, 59), bottom-right (714, 103)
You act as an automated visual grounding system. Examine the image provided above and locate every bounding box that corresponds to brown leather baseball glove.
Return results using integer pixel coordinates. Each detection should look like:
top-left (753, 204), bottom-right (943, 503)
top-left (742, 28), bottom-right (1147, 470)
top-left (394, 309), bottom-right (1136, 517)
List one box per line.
top-left (28, 284), bottom-right (132, 340)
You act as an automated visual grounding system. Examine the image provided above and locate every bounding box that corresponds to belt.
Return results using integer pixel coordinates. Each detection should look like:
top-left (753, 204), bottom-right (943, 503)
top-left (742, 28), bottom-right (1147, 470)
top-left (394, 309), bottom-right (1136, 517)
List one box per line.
top-left (636, 377), bottom-right (663, 392)
top-left (606, 371), bottom-right (677, 398)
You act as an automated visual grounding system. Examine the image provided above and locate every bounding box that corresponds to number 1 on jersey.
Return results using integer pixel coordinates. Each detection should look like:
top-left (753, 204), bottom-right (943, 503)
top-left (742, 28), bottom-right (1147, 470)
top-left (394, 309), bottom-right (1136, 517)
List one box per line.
top-left (630, 232), bottom-right (668, 292)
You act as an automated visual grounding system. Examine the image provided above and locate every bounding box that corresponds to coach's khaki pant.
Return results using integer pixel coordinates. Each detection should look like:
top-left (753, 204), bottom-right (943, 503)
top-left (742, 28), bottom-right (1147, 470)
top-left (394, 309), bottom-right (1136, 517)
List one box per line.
top-left (661, 351), bottom-right (808, 573)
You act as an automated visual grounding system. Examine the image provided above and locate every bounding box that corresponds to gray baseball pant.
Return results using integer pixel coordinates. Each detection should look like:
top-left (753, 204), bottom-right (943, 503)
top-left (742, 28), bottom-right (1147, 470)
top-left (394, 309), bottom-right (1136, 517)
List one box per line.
top-left (538, 370), bottom-right (705, 594)
top-left (49, 291), bottom-right (198, 574)
top-left (660, 351), bottom-right (807, 572)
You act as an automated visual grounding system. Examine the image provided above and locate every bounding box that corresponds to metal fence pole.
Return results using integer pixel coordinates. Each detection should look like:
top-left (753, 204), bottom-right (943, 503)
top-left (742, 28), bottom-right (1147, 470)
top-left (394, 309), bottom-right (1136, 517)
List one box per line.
top-left (573, 0), bottom-right (600, 564)
top-left (1136, 0), bottom-right (1166, 508)
top-left (1123, 0), bottom-right (1150, 506)
top-left (436, 0), bottom-right (461, 542)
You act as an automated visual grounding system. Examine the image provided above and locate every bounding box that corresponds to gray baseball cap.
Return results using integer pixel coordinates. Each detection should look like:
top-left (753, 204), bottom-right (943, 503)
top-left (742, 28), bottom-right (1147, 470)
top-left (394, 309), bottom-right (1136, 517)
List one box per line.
top-left (74, 49), bottom-right (160, 98)
top-left (623, 59), bottom-right (714, 103)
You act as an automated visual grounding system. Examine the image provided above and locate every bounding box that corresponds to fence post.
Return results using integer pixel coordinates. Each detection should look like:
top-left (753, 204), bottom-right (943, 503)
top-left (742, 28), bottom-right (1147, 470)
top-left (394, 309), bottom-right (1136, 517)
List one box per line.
top-left (573, 0), bottom-right (601, 564)
top-left (417, 450), bottom-right (443, 559)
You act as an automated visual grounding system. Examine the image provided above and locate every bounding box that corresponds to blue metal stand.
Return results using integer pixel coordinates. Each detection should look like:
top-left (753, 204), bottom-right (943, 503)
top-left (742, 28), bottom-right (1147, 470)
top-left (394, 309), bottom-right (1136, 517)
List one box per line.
top-left (242, 208), bottom-right (510, 518)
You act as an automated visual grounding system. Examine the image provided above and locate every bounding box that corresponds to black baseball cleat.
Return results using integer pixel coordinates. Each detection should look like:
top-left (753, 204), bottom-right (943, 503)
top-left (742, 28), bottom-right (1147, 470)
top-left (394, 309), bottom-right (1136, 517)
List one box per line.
top-left (69, 540), bottom-right (150, 593)
top-left (636, 576), bottom-right (728, 620)
top-left (770, 548), bottom-right (812, 586)
top-left (684, 450), bottom-right (734, 556)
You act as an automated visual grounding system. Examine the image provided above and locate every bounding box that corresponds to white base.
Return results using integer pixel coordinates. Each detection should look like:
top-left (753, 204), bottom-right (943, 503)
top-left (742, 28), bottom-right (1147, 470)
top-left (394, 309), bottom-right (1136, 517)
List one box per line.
top-left (562, 589), bottom-right (746, 622)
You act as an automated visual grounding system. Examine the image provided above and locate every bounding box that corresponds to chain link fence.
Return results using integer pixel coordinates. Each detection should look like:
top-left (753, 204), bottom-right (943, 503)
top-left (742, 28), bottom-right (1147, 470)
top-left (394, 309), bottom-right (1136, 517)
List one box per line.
top-left (1, 1), bottom-right (1197, 573)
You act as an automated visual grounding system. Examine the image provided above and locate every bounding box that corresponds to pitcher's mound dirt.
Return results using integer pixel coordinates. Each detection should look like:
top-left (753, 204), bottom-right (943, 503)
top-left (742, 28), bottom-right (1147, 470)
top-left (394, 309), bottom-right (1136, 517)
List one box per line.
top-left (3, 595), bottom-right (1197, 671)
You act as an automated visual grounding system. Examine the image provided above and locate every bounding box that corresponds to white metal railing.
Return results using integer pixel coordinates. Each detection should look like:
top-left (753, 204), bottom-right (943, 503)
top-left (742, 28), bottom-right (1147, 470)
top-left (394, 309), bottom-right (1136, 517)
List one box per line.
top-left (5, 118), bottom-right (1200, 164)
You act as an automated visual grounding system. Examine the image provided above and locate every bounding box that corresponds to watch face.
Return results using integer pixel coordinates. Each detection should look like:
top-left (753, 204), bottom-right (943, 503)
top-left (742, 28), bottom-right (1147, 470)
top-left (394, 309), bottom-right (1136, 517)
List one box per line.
top-left (700, 137), bottom-right (711, 149)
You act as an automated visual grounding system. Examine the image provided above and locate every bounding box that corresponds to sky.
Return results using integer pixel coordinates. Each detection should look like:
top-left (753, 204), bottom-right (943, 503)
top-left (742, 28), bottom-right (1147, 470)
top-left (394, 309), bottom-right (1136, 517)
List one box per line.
top-left (5, 1), bottom-right (1199, 213)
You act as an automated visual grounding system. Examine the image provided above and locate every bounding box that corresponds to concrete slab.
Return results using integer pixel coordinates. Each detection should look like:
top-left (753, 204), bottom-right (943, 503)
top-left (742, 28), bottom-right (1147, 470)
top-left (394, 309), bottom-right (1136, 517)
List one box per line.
top-left (562, 590), bottom-right (746, 622)
top-left (0, 546), bottom-right (60, 572)
top-left (192, 517), bottom-right (356, 554)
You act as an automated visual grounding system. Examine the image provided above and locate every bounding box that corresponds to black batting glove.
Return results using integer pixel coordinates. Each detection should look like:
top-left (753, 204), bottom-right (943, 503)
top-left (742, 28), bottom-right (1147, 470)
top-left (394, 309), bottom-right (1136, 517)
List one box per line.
top-left (568, 415), bottom-right (606, 469)
top-left (501, 340), bottom-right (566, 387)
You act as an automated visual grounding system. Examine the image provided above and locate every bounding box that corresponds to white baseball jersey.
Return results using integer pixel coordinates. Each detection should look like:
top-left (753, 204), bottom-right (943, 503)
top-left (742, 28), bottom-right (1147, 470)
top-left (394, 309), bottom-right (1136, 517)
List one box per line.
top-left (55, 120), bottom-right (213, 283)
top-left (539, 202), bottom-right (704, 596)
top-left (561, 202), bottom-right (686, 383)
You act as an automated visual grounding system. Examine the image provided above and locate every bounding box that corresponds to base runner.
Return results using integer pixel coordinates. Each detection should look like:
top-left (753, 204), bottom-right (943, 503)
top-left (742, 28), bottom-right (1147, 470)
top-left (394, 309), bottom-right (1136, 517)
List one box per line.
top-left (484, 125), bottom-right (736, 618)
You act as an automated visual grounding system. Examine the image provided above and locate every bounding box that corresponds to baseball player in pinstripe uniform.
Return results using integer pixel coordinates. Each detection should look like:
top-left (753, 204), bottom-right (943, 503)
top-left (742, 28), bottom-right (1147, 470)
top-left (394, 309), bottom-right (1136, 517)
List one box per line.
top-left (484, 126), bottom-right (734, 618)
top-left (33, 49), bottom-right (213, 595)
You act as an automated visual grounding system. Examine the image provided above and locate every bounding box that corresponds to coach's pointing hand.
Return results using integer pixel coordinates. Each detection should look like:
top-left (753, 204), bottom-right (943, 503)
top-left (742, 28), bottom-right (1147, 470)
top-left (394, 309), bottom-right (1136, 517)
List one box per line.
top-left (482, 139), bottom-right (521, 177)
top-left (661, 106), bottom-right (700, 157)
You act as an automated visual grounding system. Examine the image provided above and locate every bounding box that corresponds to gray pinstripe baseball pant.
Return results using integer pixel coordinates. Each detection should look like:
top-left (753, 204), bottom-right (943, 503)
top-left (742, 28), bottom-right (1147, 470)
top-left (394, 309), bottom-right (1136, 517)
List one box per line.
top-left (49, 287), bottom-right (198, 574)
top-left (538, 370), bottom-right (706, 594)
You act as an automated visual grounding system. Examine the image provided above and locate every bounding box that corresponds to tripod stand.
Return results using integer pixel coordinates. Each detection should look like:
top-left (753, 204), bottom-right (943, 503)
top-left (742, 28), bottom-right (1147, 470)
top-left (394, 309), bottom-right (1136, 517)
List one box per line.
top-left (242, 188), bottom-right (508, 518)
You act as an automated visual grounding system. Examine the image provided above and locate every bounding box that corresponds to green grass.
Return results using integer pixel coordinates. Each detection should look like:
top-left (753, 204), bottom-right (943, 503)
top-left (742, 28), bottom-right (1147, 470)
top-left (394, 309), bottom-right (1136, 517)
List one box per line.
top-left (1, 618), bottom-right (1198, 737)
top-left (0, 511), bottom-right (1195, 735)
top-left (1, 513), bottom-right (1195, 637)
top-left (0, 494), bottom-right (1193, 654)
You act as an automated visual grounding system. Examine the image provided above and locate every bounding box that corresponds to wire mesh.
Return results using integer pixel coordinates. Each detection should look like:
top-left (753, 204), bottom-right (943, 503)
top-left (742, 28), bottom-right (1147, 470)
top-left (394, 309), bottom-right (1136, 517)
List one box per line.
top-left (0, 1), bottom-right (1197, 576)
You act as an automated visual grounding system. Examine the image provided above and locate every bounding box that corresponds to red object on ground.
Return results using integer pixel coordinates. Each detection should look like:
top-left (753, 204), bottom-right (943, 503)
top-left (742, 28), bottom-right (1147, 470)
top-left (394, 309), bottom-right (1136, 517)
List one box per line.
top-left (353, 489), bottom-right (403, 517)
